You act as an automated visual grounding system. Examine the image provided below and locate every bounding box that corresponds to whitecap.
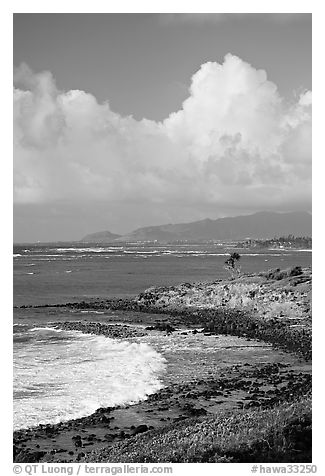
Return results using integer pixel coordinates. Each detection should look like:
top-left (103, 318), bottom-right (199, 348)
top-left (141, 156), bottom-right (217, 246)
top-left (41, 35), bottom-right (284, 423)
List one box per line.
top-left (29, 327), bottom-right (63, 333)
top-left (290, 249), bottom-right (312, 252)
top-left (51, 247), bottom-right (111, 253)
top-left (13, 332), bottom-right (166, 430)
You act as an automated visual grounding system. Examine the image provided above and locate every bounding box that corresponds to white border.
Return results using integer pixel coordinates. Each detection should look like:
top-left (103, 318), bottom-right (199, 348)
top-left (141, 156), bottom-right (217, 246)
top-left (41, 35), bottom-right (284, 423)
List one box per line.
top-left (3, 3), bottom-right (321, 475)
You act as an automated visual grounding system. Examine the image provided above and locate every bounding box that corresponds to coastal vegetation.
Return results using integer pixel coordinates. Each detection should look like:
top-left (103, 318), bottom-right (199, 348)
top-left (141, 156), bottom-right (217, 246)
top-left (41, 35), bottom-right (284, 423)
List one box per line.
top-left (224, 252), bottom-right (241, 277)
top-left (92, 397), bottom-right (311, 463)
top-left (237, 235), bottom-right (312, 250)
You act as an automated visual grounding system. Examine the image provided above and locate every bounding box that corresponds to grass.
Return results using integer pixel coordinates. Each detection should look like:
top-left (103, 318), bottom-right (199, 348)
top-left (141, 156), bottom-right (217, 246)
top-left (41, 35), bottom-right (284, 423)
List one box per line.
top-left (85, 397), bottom-right (311, 463)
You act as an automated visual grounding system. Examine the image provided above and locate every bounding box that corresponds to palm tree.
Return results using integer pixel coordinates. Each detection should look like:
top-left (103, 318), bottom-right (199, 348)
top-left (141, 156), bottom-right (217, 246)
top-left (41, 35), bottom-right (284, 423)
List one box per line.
top-left (224, 252), bottom-right (241, 277)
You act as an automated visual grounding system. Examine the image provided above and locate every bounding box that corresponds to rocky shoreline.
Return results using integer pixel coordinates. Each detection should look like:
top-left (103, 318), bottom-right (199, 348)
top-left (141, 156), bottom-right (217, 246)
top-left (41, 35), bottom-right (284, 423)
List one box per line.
top-left (19, 267), bottom-right (311, 360)
top-left (13, 266), bottom-right (312, 463)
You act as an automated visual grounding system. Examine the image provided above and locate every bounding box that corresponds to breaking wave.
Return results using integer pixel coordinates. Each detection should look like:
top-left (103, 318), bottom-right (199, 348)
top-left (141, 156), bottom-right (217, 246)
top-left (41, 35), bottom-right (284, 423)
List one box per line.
top-left (13, 326), bottom-right (166, 430)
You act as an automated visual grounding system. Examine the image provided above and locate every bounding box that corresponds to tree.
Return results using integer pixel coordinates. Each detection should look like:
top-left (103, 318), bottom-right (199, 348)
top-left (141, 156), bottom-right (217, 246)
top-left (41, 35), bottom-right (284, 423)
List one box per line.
top-left (224, 252), bottom-right (241, 278)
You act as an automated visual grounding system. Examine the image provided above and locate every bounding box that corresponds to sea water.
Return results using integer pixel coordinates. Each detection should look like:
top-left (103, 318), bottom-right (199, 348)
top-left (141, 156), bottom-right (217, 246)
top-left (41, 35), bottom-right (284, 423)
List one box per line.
top-left (13, 242), bottom-right (312, 306)
top-left (13, 323), bottom-right (166, 430)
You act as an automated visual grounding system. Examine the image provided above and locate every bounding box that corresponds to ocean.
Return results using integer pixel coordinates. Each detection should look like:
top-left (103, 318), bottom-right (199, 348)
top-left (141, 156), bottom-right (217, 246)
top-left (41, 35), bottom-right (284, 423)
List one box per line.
top-left (13, 242), bottom-right (312, 431)
top-left (13, 242), bottom-right (312, 306)
top-left (13, 323), bottom-right (166, 430)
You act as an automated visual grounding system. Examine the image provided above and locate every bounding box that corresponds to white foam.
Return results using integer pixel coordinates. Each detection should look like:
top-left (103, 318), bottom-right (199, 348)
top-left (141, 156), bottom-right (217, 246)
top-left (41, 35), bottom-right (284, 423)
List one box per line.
top-left (184, 251), bottom-right (205, 254)
top-left (290, 249), bottom-right (312, 252)
top-left (80, 310), bottom-right (104, 314)
top-left (51, 247), bottom-right (123, 253)
top-left (13, 330), bottom-right (166, 430)
top-left (29, 327), bottom-right (63, 332)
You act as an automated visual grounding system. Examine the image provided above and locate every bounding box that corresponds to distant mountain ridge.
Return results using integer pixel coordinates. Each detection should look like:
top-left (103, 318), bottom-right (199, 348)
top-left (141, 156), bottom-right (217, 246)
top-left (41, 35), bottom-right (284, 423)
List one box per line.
top-left (80, 230), bottom-right (121, 243)
top-left (80, 211), bottom-right (311, 243)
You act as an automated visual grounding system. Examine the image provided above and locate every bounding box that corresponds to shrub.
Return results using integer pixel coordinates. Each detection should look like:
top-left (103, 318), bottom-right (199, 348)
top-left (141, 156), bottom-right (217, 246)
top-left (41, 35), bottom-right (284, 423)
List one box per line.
top-left (87, 397), bottom-right (311, 463)
top-left (289, 266), bottom-right (303, 277)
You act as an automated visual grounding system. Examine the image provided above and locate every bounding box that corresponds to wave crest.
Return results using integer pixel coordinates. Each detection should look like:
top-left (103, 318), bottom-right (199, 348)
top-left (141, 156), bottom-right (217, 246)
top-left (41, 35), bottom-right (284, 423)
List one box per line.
top-left (14, 329), bottom-right (166, 430)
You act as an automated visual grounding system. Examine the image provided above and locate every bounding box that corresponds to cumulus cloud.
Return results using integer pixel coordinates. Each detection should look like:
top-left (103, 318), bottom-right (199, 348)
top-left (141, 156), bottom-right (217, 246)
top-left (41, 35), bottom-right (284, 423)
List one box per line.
top-left (14, 55), bottom-right (312, 220)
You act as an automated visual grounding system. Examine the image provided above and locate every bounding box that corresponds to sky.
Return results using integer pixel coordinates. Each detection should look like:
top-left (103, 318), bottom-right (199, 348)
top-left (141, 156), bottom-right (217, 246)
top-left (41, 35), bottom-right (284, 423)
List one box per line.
top-left (13, 13), bottom-right (312, 242)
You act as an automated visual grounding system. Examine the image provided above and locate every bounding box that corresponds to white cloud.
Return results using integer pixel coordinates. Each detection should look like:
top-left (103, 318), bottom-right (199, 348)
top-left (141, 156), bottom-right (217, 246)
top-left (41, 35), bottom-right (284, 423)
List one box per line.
top-left (13, 55), bottom-right (312, 216)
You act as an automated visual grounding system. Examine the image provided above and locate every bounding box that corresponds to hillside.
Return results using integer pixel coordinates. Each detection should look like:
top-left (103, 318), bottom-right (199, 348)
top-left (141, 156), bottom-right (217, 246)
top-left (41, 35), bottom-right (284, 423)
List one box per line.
top-left (118, 211), bottom-right (312, 242)
top-left (80, 230), bottom-right (121, 243)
